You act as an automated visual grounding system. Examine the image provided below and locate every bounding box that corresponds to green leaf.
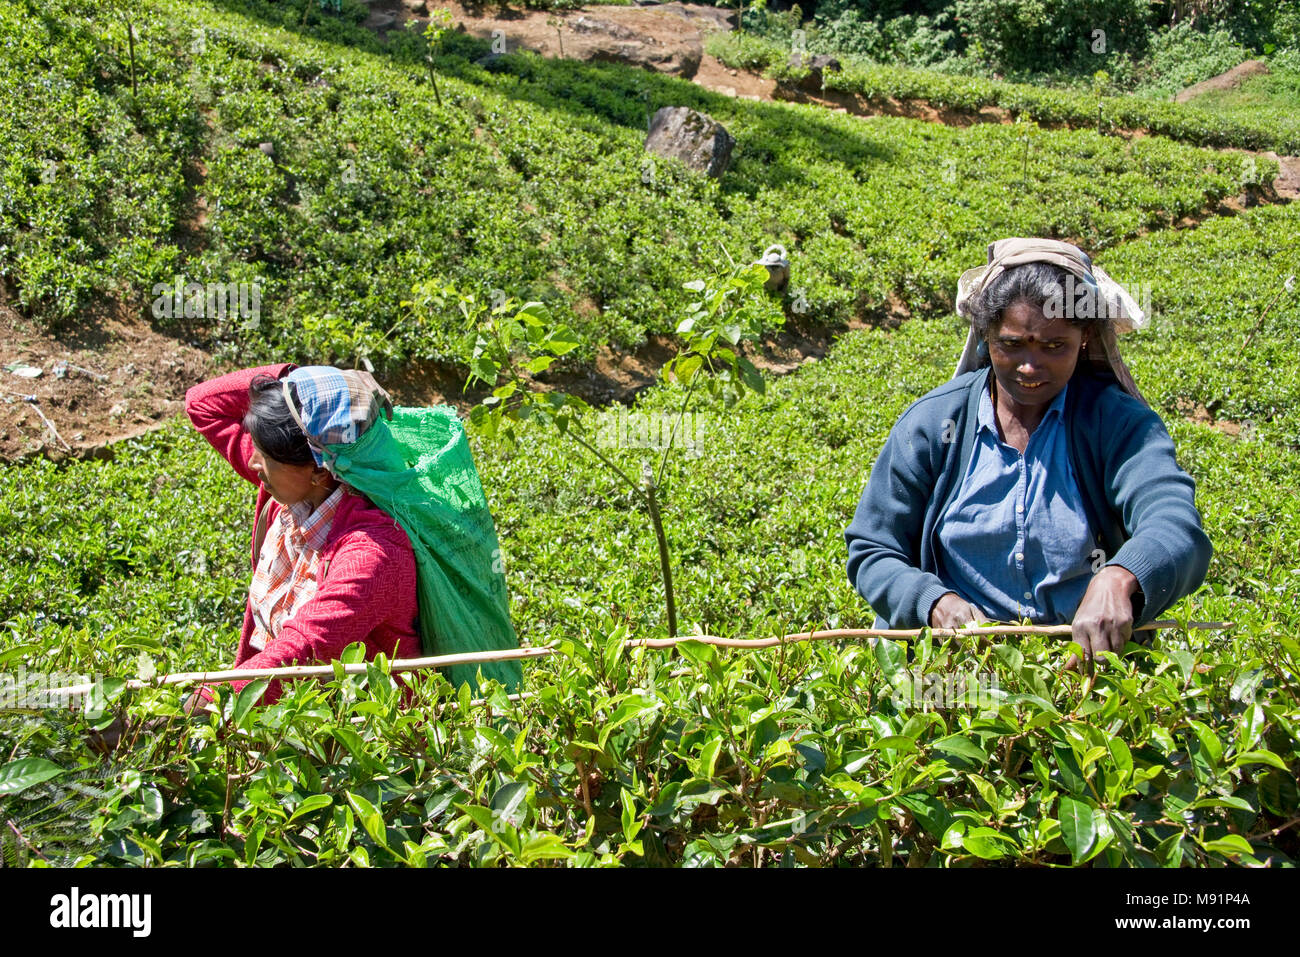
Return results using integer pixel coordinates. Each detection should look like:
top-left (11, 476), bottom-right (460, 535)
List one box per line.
top-left (1051, 742), bottom-right (1088, 795)
top-left (0, 757), bottom-right (67, 794)
top-left (491, 781), bottom-right (529, 827)
top-left (1057, 795), bottom-right (1098, 863)
top-left (620, 788), bottom-right (642, 842)
top-left (676, 639), bottom-right (718, 672)
top-left (873, 638), bottom-right (906, 683)
top-left (1155, 832), bottom-right (1184, 867)
top-left (698, 736), bottom-right (723, 779)
top-left (1231, 749), bottom-right (1288, 771)
top-left (736, 356), bottom-right (765, 394)
top-left (1106, 737), bottom-right (1133, 783)
top-left (993, 643), bottom-right (1023, 672)
top-left (231, 679), bottom-right (268, 726)
top-left (289, 794), bottom-right (333, 823)
top-left (960, 826), bottom-right (1011, 860)
top-left (346, 792), bottom-right (387, 848)
top-left (520, 834), bottom-right (574, 863)
top-left (602, 626), bottom-right (627, 679)
top-left (331, 726), bottom-right (383, 773)
top-left (515, 302), bottom-right (550, 325)
top-left (1187, 720), bottom-right (1224, 769)
top-left (1236, 703), bottom-right (1266, 751)
top-left (469, 355), bottom-right (499, 384)
top-left (1189, 796), bottom-right (1254, 812)
top-left (933, 735), bottom-right (987, 763)
top-left (670, 354), bottom-right (703, 384)
top-left (1257, 770), bottom-right (1300, 816)
top-left (542, 327), bottom-right (581, 355)
top-left (647, 781), bottom-right (682, 818)
top-left (941, 822), bottom-right (1009, 860)
top-left (1200, 834), bottom-right (1256, 859)
top-left (599, 695), bottom-right (662, 749)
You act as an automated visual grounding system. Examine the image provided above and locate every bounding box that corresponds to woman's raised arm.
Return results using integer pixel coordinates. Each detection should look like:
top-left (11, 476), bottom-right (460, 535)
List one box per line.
top-left (185, 363), bottom-right (294, 485)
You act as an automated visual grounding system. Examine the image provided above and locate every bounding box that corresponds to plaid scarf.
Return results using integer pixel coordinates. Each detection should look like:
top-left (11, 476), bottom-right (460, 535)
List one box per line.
top-left (281, 366), bottom-right (394, 469)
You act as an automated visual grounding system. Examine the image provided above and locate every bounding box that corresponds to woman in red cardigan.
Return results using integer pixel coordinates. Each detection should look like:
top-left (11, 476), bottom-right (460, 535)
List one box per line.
top-left (184, 363), bottom-right (420, 709)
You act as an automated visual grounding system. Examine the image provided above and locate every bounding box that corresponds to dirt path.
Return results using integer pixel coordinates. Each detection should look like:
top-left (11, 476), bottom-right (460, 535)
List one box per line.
top-left (692, 49), bottom-right (777, 100)
top-left (1175, 59), bottom-right (1269, 103)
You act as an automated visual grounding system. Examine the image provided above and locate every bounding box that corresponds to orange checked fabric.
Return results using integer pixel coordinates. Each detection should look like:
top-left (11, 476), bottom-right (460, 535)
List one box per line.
top-left (248, 487), bottom-right (344, 652)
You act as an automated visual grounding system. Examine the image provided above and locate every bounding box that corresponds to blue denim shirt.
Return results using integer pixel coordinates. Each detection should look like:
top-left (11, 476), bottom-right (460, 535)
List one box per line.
top-left (935, 381), bottom-right (1097, 623)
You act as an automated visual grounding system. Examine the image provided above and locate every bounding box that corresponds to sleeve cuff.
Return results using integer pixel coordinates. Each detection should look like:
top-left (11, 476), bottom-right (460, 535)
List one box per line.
top-left (1107, 543), bottom-right (1170, 627)
top-left (916, 581), bottom-right (954, 631)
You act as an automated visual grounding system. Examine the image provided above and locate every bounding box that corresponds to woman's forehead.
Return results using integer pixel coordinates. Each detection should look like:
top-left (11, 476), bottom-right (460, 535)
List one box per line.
top-left (993, 301), bottom-right (1081, 339)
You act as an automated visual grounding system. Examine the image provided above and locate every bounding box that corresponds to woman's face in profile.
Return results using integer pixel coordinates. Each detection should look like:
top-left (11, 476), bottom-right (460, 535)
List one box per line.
top-left (986, 300), bottom-right (1086, 411)
top-left (249, 441), bottom-right (317, 506)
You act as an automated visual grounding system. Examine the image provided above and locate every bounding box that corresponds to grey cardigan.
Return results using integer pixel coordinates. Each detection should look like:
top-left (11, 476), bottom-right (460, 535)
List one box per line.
top-left (845, 368), bottom-right (1213, 629)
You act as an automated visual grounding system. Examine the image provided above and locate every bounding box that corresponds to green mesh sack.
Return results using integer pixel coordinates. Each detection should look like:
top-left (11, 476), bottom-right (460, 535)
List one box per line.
top-left (323, 406), bottom-right (521, 692)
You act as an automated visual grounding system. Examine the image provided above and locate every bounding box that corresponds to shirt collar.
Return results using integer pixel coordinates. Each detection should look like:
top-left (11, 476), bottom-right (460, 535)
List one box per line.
top-left (282, 486), bottom-right (345, 551)
top-left (978, 377), bottom-right (1070, 435)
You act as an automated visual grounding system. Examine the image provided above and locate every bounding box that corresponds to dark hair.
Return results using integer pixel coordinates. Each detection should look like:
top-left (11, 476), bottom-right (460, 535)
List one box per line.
top-left (967, 261), bottom-right (1102, 339)
top-left (244, 375), bottom-right (314, 465)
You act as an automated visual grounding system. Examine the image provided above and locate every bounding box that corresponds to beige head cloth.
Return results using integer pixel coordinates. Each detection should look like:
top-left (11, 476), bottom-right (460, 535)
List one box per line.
top-left (953, 237), bottom-right (1149, 406)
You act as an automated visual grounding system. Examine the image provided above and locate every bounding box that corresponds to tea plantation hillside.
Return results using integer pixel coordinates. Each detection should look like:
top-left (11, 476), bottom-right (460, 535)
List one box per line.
top-left (0, 0), bottom-right (1298, 869)
top-left (1, 0), bottom-right (1274, 358)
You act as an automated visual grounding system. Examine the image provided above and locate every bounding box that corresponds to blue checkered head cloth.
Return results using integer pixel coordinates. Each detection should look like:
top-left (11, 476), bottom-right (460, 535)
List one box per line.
top-left (281, 366), bottom-right (394, 468)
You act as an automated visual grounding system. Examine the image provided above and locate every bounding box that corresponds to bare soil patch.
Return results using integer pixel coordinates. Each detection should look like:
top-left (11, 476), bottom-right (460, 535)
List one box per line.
top-left (0, 298), bottom-right (214, 464)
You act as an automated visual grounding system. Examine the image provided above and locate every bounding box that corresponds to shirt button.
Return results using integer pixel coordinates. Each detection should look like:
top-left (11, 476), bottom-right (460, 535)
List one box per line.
top-left (1023, 591), bottom-right (1032, 600)
top-left (1016, 503), bottom-right (1024, 514)
top-left (1015, 552), bottom-right (1024, 561)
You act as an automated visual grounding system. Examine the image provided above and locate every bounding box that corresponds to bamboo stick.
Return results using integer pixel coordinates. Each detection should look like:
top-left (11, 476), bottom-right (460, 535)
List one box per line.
top-left (38, 619), bottom-right (1234, 698)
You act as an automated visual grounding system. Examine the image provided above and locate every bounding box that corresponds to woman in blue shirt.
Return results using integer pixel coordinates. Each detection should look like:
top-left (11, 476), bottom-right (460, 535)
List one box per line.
top-left (845, 238), bottom-right (1212, 670)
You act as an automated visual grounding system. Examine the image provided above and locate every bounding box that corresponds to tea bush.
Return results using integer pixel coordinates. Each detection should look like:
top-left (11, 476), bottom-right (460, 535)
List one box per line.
top-left (0, 0), bottom-right (1278, 358)
top-left (2, 202), bottom-right (1298, 866)
top-left (1, 0), bottom-right (1297, 868)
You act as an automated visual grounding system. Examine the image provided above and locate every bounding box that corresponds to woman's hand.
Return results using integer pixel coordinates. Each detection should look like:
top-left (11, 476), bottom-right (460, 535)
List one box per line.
top-left (182, 688), bottom-right (213, 716)
top-left (1066, 565), bottom-right (1140, 673)
top-left (929, 592), bottom-right (985, 631)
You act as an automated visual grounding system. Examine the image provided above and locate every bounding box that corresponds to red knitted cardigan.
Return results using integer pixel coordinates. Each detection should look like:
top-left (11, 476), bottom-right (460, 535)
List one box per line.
top-left (185, 364), bottom-right (420, 705)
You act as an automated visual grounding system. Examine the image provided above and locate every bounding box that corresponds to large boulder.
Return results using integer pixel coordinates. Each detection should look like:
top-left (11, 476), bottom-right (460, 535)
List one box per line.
top-left (645, 107), bottom-right (734, 178)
